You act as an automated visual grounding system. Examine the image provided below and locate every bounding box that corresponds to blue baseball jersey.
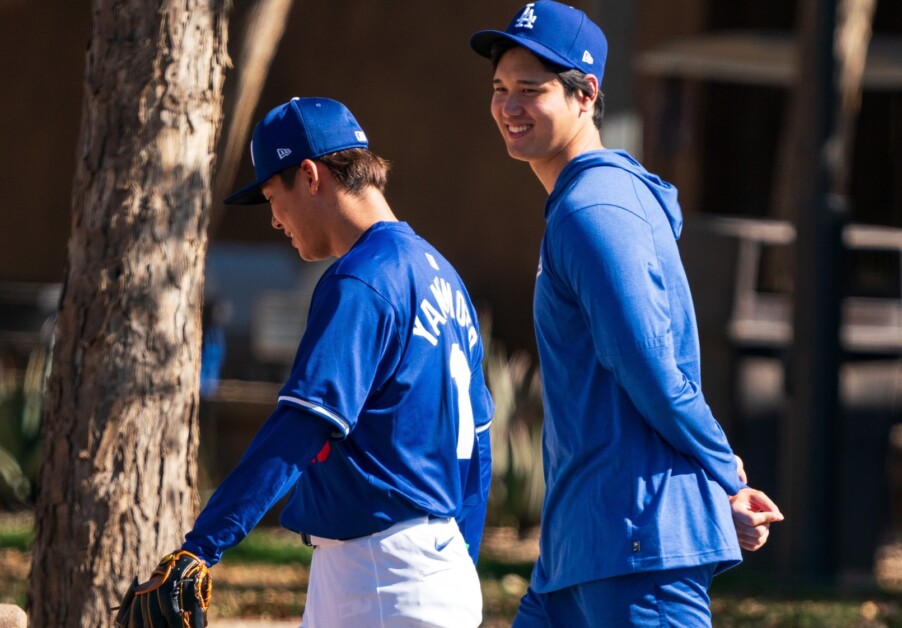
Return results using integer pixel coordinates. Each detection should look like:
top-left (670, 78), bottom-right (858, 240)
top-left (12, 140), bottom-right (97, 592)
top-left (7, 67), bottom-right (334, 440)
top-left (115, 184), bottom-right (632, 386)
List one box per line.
top-left (276, 221), bottom-right (494, 540)
top-left (530, 150), bottom-right (742, 593)
top-left (182, 221), bottom-right (493, 566)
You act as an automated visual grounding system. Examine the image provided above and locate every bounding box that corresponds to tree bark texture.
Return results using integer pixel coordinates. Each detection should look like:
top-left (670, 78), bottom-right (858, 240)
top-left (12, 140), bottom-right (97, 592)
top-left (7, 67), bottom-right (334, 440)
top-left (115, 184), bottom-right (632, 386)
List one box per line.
top-left (29, 1), bottom-right (229, 626)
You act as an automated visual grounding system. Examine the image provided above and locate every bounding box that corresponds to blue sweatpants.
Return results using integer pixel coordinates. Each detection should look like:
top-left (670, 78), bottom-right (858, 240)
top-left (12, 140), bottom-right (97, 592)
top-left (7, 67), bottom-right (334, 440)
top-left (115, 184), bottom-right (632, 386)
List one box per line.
top-left (512, 564), bottom-right (717, 627)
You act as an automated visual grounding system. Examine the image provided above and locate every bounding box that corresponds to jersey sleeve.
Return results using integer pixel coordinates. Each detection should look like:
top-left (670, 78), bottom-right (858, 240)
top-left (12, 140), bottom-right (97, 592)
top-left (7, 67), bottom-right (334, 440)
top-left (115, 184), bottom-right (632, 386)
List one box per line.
top-left (457, 337), bottom-right (493, 563)
top-left (456, 425), bottom-right (491, 564)
top-left (182, 405), bottom-right (333, 565)
top-left (551, 205), bottom-right (743, 495)
top-left (277, 274), bottom-right (399, 437)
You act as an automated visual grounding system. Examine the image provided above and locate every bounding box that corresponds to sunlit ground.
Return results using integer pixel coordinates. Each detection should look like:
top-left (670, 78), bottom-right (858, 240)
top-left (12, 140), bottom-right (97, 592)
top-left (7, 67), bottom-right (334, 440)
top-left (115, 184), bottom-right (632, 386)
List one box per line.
top-left (2, 514), bottom-right (901, 627)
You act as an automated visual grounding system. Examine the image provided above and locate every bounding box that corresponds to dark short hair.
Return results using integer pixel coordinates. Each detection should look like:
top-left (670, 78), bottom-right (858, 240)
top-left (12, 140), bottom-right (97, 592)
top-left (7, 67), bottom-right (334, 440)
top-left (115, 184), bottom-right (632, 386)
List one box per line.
top-left (490, 42), bottom-right (605, 131)
top-left (278, 148), bottom-right (391, 195)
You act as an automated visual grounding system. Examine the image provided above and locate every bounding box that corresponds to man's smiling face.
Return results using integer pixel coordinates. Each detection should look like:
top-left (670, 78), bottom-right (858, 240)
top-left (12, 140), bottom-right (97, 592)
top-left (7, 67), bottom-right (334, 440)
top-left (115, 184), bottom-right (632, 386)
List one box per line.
top-left (490, 46), bottom-right (588, 172)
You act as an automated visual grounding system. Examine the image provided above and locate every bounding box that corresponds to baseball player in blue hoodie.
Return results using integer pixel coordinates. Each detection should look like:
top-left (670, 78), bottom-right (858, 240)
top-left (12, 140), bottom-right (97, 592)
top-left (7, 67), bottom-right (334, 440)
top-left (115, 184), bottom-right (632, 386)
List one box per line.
top-left (470, 2), bottom-right (783, 626)
top-left (118, 97), bottom-right (493, 627)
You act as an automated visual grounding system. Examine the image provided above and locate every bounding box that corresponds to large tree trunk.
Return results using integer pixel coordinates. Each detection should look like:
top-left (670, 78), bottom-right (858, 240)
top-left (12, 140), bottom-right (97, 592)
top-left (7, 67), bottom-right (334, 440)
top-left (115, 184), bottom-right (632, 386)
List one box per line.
top-left (29, 1), bottom-right (229, 625)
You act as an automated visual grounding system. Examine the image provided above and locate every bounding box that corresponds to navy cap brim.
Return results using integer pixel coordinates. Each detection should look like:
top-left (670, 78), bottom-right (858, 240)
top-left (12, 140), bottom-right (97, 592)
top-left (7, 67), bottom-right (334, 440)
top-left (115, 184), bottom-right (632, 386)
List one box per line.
top-left (224, 180), bottom-right (267, 206)
top-left (469, 29), bottom-right (577, 71)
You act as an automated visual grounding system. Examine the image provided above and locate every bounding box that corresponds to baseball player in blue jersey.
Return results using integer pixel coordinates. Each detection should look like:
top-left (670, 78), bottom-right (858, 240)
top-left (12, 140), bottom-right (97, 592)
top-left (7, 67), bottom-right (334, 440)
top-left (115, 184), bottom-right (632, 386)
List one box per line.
top-left (469, 2), bottom-right (783, 626)
top-left (137, 97), bottom-right (492, 627)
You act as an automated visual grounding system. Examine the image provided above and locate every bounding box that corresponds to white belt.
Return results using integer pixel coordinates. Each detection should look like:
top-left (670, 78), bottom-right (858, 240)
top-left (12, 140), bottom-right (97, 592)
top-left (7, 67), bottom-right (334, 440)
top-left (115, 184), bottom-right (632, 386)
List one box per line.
top-left (304, 515), bottom-right (448, 548)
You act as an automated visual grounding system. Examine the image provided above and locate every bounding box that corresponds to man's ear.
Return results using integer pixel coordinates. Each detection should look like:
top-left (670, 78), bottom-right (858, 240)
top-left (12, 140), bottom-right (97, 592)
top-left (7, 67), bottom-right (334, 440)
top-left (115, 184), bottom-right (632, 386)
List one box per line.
top-left (299, 159), bottom-right (320, 194)
top-left (580, 75), bottom-right (600, 112)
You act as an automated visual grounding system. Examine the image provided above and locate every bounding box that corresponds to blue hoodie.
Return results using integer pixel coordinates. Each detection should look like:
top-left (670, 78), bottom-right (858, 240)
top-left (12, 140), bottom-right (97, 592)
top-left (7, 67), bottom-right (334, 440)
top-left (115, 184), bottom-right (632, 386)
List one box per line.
top-left (531, 149), bottom-right (742, 592)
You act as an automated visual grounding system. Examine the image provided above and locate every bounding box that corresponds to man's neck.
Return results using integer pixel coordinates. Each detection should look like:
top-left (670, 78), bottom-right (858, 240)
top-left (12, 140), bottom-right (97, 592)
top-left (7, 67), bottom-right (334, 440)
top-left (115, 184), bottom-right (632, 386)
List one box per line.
top-left (331, 187), bottom-right (398, 256)
top-left (532, 133), bottom-right (604, 195)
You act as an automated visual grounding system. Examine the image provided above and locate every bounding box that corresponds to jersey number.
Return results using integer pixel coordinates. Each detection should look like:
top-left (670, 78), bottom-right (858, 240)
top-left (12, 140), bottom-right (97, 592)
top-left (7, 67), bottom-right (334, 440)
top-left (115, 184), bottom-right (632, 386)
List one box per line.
top-left (450, 343), bottom-right (475, 459)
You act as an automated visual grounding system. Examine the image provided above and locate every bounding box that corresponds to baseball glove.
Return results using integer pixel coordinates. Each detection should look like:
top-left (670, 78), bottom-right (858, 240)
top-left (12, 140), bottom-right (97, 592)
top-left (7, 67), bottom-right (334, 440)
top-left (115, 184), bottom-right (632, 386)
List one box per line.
top-left (113, 550), bottom-right (213, 627)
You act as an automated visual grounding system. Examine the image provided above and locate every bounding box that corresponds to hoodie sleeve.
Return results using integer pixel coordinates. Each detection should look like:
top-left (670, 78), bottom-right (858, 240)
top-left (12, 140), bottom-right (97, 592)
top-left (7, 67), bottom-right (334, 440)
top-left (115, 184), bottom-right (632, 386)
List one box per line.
top-left (550, 202), bottom-right (744, 496)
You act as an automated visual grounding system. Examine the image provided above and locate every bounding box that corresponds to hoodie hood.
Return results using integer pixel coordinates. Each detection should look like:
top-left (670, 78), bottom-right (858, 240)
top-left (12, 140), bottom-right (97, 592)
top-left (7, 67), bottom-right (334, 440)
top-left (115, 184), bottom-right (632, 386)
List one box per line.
top-left (547, 149), bottom-right (683, 239)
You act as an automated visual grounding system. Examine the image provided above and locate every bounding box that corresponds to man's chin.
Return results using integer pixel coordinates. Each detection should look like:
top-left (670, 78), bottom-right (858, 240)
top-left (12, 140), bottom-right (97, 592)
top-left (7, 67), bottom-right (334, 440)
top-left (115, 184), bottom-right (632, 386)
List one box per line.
top-left (500, 137), bottom-right (530, 158)
top-left (505, 146), bottom-right (534, 163)
top-left (297, 249), bottom-right (326, 263)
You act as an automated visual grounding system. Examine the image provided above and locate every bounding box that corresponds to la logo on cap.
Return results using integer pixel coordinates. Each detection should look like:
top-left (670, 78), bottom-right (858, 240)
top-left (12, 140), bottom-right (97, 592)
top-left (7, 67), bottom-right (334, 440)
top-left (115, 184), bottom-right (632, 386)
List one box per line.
top-left (515, 3), bottom-right (537, 29)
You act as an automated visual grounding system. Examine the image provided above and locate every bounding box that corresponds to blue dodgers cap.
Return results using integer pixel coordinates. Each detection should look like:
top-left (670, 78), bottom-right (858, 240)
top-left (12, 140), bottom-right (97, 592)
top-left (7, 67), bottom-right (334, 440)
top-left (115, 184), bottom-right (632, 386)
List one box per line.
top-left (469, 1), bottom-right (607, 84)
top-left (225, 97), bottom-right (369, 205)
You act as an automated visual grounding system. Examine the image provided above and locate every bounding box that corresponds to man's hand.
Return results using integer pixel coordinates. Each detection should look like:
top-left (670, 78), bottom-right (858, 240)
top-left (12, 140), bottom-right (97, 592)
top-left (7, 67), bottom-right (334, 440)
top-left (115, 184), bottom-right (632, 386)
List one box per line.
top-left (729, 488), bottom-right (784, 551)
top-left (735, 455), bottom-right (748, 484)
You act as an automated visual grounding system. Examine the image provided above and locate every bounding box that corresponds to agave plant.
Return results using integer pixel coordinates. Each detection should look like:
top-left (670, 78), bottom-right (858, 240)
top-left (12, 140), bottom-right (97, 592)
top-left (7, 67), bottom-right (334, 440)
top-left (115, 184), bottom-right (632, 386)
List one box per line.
top-left (480, 311), bottom-right (546, 534)
top-left (0, 336), bottom-right (50, 508)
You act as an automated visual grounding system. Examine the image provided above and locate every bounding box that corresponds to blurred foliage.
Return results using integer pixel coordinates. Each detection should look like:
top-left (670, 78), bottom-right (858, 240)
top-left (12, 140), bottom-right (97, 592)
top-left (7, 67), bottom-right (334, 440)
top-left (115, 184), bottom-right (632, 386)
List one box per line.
top-left (480, 312), bottom-right (545, 533)
top-left (0, 341), bottom-right (48, 509)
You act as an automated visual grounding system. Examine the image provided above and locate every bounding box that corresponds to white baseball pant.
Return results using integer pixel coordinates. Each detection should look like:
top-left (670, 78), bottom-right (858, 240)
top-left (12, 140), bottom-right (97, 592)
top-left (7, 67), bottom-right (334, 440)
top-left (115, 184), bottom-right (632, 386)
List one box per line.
top-left (300, 516), bottom-right (482, 627)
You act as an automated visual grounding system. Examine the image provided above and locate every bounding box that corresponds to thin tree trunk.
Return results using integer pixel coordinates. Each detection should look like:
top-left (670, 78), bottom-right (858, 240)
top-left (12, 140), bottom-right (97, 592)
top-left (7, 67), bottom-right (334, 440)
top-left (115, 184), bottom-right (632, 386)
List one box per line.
top-left (29, 1), bottom-right (229, 625)
top-left (771, 0), bottom-right (875, 217)
top-left (211, 0), bottom-right (295, 235)
top-left (831, 0), bottom-right (877, 195)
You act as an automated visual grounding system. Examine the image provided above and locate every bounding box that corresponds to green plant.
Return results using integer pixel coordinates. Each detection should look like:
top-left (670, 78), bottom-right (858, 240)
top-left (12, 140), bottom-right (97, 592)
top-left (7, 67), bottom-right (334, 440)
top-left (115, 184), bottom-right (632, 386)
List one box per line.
top-left (0, 342), bottom-right (49, 508)
top-left (480, 314), bottom-right (545, 533)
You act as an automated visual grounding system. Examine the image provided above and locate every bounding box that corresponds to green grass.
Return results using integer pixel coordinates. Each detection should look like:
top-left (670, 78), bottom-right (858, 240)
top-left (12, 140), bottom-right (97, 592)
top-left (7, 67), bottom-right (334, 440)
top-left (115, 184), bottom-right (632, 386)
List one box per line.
top-left (708, 568), bottom-right (902, 627)
top-left (221, 527), bottom-right (313, 566)
top-left (0, 513), bottom-right (32, 609)
top-left (0, 513), bottom-right (33, 552)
